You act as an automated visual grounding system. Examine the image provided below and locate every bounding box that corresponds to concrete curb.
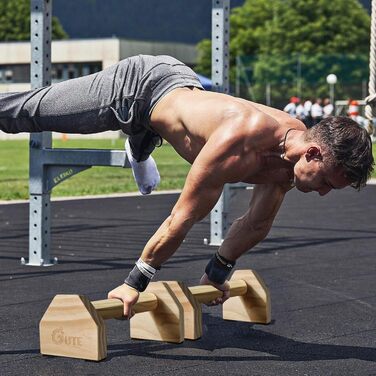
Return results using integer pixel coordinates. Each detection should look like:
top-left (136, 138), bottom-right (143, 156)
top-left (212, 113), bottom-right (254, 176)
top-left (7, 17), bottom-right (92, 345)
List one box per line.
top-left (0, 189), bottom-right (182, 205)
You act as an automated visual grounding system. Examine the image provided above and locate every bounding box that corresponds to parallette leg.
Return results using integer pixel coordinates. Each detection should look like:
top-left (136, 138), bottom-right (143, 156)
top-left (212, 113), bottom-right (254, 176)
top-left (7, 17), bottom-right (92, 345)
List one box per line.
top-left (130, 281), bottom-right (184, 343)
top-left (164, 281), bottom-right (202, 340)
top-left (40, 294), bottom-right (107, 361)
top-left (40, 281), bottom-right (185, 361)
top-left (223, 269), bottom-right (271, 324)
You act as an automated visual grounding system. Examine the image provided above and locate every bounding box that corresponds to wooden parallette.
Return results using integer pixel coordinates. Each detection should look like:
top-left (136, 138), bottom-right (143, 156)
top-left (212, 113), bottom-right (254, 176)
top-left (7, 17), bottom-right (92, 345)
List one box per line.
top-left (39, 269), bottom-right (270, 361)
top-left (39, 281), bottom-right (184, 361)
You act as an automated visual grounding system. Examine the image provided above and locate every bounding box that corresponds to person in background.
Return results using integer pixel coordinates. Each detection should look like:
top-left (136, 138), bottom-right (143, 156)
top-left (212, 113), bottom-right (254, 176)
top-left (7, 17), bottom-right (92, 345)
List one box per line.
top-left (323, 98), bottom-right (334, 118)
top-left (283, 96), bottom-right (299, 118)
top-left (311, 98), bottom-right (323, 126)
top-left (348, 99), bottom-right (369, 130)
top-left (295, 99), bottom-right (305, 122)
top-left (303, 98), bottom-right (313, 128)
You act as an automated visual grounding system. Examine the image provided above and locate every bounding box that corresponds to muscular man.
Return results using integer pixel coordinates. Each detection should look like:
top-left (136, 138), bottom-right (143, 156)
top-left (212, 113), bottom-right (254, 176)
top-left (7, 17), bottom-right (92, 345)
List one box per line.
top-left (0, 55), bottom-right (373, 317)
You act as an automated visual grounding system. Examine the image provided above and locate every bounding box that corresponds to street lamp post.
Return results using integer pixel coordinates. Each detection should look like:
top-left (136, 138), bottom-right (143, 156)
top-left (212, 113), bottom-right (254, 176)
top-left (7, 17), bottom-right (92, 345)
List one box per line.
top-left (326, 74), bottom-right (338, 106)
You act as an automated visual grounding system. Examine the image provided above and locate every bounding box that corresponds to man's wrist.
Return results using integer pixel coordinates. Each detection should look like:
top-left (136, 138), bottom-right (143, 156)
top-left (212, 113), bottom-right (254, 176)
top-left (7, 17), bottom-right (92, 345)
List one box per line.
top-left (122, 283), bottom-right (140, 293)
top-left (204, 251), bottom-right (235, 285)
top-left (124, 258), bottom-right (159, 292)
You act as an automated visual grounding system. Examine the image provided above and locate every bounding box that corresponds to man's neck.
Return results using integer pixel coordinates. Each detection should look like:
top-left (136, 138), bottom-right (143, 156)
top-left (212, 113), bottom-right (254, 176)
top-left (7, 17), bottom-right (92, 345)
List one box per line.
top-left (281, 129), bottom-right (306, 163)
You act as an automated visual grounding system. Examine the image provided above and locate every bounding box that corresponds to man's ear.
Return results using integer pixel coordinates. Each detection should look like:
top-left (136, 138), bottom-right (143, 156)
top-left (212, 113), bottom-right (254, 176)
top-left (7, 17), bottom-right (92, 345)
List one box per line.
top-left (305, 146), bottom-right (322, 161)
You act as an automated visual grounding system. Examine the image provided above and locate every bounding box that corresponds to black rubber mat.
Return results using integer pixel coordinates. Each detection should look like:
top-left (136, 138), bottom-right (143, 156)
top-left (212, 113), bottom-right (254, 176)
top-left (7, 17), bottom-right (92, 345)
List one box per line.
top-left (0, 187), bottom-right (375, 375)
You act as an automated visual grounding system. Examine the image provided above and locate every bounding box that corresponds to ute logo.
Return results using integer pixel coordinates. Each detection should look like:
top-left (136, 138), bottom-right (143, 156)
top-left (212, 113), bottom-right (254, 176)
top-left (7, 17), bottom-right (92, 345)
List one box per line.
top-left (51, 328), bottom-right (83, 347)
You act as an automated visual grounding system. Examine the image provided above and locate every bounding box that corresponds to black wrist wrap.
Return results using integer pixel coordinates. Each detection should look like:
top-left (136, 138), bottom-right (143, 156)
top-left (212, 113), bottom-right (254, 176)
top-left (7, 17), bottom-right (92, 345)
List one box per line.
top-left (205, 251), bottom-right (236, 284)
top-left (124, 265), bottom-right (151, 292)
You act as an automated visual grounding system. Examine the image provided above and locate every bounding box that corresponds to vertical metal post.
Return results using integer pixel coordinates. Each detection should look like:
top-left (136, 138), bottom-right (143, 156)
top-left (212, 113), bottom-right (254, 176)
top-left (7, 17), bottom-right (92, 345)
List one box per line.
top-left (210, 0), bottom-right (230, 246)
top-left (329, 84), bottom-right (335, 108)
top-left (235, 55), bottom-right (240, 97)
top-left (211, 0), bottom-right (230, 95)
top-left (26, 0), bottom-right (54, 266)
top-left (266, 82), bottom-right (271, 106)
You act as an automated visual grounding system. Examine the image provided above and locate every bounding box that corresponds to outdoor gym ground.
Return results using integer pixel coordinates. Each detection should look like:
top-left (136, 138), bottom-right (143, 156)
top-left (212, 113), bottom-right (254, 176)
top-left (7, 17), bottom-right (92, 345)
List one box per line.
top-left (0, 186), bottom-right (375, 375)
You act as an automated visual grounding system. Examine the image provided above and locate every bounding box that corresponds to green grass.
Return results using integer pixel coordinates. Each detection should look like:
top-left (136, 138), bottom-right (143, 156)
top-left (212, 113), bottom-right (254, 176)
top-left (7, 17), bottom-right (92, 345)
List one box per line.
top-left (1, 139), bottom-right (376, 201)
top-left (0, 139), bottom-right (190, 200)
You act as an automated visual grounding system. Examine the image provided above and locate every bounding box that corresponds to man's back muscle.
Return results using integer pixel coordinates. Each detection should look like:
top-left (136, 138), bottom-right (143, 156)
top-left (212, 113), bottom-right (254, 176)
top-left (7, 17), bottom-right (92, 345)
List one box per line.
top-left (151, 88), bottom-right (301, 186)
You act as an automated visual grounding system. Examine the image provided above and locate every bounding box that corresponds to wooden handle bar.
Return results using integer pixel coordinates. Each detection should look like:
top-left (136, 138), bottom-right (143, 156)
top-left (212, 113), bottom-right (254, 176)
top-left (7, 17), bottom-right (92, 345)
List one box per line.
top-left (92, 279), bottom-right (247, 319)
top-left (92, 292), bottom-right (158, 320)
top-left (189, 279), bottom-right (247, 304)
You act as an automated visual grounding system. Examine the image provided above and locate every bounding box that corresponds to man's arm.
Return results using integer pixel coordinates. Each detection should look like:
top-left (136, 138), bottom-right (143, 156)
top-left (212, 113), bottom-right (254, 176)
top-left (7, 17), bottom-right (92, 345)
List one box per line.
top-left (108, 120), bottom-right (251, 317)
top-left (198, 183), bottom-right (288, 305)
top-left (217, 183), bottom-right (289, 261)
top-left (139, 125), bottom-right (252, 267)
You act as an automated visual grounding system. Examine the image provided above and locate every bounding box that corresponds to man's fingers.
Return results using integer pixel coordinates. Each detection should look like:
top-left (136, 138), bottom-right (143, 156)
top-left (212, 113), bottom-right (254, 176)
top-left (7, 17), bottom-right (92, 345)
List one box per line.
top-left (123, 304), bottom-right (132, 319)
top-left (206, 293), bottom-right (229, 306)
top-left (222, 289), bottom-right (231, 302)
top-left (115, 307), bottom-right (135, 320)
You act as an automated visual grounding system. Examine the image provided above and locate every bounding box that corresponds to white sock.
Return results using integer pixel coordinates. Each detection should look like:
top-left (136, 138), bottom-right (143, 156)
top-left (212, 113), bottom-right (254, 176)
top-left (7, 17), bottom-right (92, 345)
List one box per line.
top-left (125, 138), bottom-right (160, 195)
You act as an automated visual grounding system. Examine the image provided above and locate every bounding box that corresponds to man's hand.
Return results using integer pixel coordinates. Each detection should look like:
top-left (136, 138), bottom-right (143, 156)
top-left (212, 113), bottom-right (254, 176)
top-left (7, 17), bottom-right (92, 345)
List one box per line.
top-left (108, 283), bottom-right (140, 319)
top-left (199, 273), bottom-right (230, 305)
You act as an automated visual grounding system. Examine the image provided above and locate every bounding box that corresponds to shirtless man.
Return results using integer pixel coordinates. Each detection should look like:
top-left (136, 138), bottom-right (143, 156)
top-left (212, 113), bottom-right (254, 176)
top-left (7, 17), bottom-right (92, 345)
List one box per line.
top-left (0, 55), bottom-right (373, 318)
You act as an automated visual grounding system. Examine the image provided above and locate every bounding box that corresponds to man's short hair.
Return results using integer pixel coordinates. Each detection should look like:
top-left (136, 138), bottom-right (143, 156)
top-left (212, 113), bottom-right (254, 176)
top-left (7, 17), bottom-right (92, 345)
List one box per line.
top-left (306, 116), bottom-right (374, 189)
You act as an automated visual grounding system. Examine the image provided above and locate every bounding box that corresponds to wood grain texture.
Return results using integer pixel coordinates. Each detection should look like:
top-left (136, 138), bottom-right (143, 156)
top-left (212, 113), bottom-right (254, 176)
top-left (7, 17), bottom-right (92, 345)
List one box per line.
top-left (130, 281), bottom-right (184, 343)
top-left (165, 281), bottom-right (202, 340)
top-left (222, 270), bottom-right (271, 324)
top-left (39, 294), bottom-right (106, 361)
top-left (188, 279), bottom-right (247, 304)
top-left (92, 292), bottom-right (158, 319)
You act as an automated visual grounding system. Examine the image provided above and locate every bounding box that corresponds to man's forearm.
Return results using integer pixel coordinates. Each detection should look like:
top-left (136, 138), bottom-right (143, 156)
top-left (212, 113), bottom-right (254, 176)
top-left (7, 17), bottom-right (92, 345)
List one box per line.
top-left (217, 183), bottom-right (287, 263)
top-left (139, 213), bottom-right (193, 268)
top-left (217, 215), bottom-right (271, 261)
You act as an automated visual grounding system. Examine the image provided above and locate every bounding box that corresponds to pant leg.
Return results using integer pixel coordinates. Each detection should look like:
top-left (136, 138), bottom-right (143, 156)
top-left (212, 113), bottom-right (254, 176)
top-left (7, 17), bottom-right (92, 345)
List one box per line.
top-left (127, 130), bottom-right (162, 162)
top-left (0, 63), bottom-right (128, 135)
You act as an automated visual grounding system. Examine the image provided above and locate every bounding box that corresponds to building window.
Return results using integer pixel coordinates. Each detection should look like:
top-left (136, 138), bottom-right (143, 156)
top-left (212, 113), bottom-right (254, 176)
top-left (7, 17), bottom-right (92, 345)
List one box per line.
top-left (5, 70), bottom-right (13, 81)
top-left (0, 62), bottom-right (102, 85)
top-left (51, 62), bottom-right (102, 83)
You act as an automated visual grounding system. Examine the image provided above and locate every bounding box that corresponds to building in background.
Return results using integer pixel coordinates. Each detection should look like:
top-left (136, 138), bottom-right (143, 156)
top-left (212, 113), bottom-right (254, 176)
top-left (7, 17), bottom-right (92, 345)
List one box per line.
top-left (0, 38), bottom-right (197, 92)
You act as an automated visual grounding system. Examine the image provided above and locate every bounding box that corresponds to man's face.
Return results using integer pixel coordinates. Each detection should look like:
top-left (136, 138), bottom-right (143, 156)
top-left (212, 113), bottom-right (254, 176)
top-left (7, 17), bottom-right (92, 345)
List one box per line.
top-left (293, 147), bottom-right (350, 196)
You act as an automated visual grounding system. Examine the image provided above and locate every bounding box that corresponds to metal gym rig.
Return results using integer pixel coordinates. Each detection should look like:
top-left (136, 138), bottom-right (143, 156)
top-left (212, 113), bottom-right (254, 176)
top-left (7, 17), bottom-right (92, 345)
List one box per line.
top-left (24, 0), bottom-right (246, 266)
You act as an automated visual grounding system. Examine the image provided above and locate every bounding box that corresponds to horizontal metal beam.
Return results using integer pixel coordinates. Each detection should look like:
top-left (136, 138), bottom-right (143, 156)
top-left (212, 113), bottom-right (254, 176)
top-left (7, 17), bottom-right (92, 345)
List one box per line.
top-left (41, 148), bottom-right (130, 168)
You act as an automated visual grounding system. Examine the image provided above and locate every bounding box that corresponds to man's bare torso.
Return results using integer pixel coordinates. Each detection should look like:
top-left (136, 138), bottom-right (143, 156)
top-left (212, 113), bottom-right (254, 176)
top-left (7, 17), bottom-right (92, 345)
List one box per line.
top-left (151, 88), bottom-right (306, 187)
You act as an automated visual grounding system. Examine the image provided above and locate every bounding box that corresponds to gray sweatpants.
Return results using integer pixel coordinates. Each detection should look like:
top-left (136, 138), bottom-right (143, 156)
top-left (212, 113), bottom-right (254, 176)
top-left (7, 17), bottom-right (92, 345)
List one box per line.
top-left (0, 55), bottom-right (203, 161)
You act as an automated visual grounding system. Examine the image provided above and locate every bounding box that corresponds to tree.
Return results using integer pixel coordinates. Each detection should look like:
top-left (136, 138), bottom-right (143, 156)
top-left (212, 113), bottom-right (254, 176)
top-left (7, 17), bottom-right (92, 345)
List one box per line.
top-left (196, 0), bottom-right (370, 105)
top-left (0, 0), bottom-right (68, 41)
